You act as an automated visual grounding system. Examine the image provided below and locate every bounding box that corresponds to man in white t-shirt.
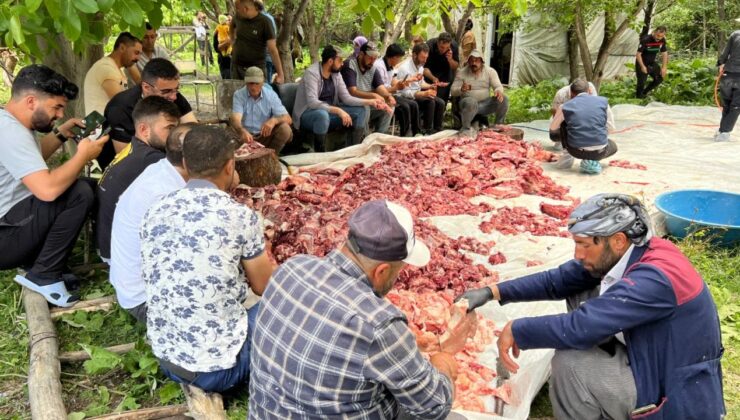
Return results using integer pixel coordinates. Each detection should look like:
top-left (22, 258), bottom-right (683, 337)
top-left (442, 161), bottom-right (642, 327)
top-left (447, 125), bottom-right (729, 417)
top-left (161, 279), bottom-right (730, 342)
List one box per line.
top-left (551, 81), bottom-right (616, 131)
top-left (0, 65), bottom-right (109, 307)
top-left (109, 124), bottom-right (193, 323)
top-left (395, 43), bottom-right (446, 135)
top-left (84, 32), bottom-right (142, 115)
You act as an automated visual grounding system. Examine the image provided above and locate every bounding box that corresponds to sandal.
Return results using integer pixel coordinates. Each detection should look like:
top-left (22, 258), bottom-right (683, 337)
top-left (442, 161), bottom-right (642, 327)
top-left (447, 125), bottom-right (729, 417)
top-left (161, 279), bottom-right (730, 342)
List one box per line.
top-left (14, 274), bottom-right (80, 308)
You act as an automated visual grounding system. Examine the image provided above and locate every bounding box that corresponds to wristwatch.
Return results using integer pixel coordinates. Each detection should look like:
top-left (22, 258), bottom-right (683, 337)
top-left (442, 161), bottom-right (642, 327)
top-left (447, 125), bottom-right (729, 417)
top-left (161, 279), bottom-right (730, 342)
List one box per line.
top-left (52, 126), bottom-right (67, 142)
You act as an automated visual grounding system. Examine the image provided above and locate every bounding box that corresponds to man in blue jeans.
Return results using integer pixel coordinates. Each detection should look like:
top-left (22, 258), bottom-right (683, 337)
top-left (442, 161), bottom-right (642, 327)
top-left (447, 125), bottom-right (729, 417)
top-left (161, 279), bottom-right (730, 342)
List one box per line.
top-left (140, 125), bottom-right (275, 392)
top-left (292, 45), bottom-right (386, 151)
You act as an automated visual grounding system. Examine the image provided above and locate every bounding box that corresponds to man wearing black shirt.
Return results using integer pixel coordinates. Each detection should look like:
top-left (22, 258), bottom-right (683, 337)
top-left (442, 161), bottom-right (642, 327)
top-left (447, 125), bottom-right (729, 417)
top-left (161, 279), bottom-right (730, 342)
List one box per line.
top-left (230, 0), bottom-right (284, 83)
top-left (101, 58), bottom-right (197, 170)
top-left (715, 18), bottom-right (740, 142)
top-left (96, 96), bottom-right (180, 262)
top-left (636, 26), bottom-right (668, 98)
top-left (423, 32), bottom-right (459, 106)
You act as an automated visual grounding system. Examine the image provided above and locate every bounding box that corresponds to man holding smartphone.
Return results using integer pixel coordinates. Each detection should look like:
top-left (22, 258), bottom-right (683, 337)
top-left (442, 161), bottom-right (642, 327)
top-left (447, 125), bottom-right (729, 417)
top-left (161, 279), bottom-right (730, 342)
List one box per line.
top-left (0, 65), bottom-right (109, 307)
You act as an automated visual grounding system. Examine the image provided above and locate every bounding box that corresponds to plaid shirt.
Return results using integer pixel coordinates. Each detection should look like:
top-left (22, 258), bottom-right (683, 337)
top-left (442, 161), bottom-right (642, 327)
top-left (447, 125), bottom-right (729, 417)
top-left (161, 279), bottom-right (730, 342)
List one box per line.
top-left (249, 250), bottom-right (453, 419)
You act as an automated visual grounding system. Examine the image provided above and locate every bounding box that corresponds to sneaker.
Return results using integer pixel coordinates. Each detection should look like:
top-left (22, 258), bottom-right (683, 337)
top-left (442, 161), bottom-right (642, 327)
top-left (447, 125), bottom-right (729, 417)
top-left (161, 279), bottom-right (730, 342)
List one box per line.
top-left (555, 151), bottom-right (574, 169)
top-left (552, 142), bottom-right (564, 151)
top-left (471, 121), bottom-right (480, 131)
top-left (458, 129), bottom-right (476, 138)
top-left (580, 159), bottom-right (603, 174)
top-left (715, 132), bottom-right (731, 142)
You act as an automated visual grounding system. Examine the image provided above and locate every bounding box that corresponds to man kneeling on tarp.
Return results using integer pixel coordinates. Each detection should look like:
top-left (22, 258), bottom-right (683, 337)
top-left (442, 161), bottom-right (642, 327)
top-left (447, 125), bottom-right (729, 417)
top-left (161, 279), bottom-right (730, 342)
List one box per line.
top-left (457, 194), bottom-right (725, 419)
top-left (549, 79), bottom-right (618, 175)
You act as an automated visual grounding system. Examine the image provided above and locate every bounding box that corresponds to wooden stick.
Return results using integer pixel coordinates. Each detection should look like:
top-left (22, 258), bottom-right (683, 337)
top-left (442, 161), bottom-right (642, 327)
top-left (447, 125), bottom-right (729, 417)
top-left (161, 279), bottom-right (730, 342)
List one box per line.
top-left (50, 296), bottom-right (117, 319)
top-left (23, 288), bottom-right (67, 419)
top-left (181, 384), bottom-right (228, 420)
top-left (86, 404), bottom-right (188, 419)
top-left (69, 262), bottom-right (109, 274)
top-left (59, 343), bottom-right (135, 363)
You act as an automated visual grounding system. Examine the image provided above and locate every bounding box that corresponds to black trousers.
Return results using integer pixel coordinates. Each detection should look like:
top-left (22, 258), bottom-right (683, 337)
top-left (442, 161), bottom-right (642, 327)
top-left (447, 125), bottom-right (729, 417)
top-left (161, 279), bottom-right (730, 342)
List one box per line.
top-left (393, 96), bottom-right (421, 136)
top-left (217, 54), bottom-right (231, 80)
top-left (557, 124), bottom-right (619, 160)
top-left (0, 179), bottom-right (94, 284)
top-left (415, 96), bottom-right (446, 133)
top-left (719, 74), bottom-right (740, 133)
top-left (636, 62), bottom-right (663, 98)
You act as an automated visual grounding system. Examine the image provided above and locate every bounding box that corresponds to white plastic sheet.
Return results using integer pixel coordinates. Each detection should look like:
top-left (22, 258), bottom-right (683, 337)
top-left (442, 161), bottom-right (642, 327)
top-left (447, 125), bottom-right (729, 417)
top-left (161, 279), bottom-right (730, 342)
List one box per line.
top-left (274, 103), bottom-right (739, 419)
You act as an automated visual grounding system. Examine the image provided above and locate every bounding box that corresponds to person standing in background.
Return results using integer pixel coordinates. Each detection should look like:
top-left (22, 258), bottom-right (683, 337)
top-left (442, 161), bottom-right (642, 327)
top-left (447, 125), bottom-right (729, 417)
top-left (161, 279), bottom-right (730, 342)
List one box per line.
top-left (230, 0), bottom-right (285, 83)
top-left (255, 0), bottom-right (278, 83)
top-left (460, 19), bottom-right (476, 64)
top-left (635, 26), bottom-right (668, 98)
top-left (214, 15), bottom-right (232, 79)
top-left (193, 11), bottom-right (213, 66)
top-left (715, 17), bottom-right (740, 142)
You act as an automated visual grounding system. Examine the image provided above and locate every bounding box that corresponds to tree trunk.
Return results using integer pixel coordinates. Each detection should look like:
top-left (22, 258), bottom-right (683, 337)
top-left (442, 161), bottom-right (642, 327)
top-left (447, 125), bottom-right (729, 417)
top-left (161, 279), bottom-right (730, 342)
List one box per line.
top-left (567, 25), bottom-right (580, 81)
top-left (455, 2), bottom-right (476, 43)
top-left (277, 0), bottom-right (311, 82)
top-left (441, 8), bottom-right (455, 38)
top-left (573, 3), bottom-right (594, 81)
top-left (591, 0), bottom-right (646, 88)
top-left (0, 47), bottom-right (18, 86)
top-left (717, 0), bottom-right (727, 53)
top-left (303, 0), bottom-right (331, 65)
top-left (640, 0), bottom-right (656, 38)
top-left (404, 15), bottom-right (416, 43)
top-left (382, 0), bottom-right (415, 46)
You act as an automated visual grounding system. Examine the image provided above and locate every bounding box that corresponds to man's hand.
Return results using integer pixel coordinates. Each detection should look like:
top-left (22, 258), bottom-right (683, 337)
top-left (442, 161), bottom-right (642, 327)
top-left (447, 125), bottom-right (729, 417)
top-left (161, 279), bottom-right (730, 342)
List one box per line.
top-left (274, 73), bottom-right (284, 84)
top-left (261, 118), bottom-right (277, 137)
top-left (461, 81), bottom-right (471, 93)
top-left (229, 170), bottom-right (241, 190)
top-left (719, 64), bottom-right (725, 76)
top-left (76, 135), bottom-right (109, 161)
top-left (454, 286), bottom-right (493, 312)
top-left (495, 90), bottom-right (504, 103)
top-left (640, 65), bottom-right (648, 74)
top-left (497, 321), bottom-right (520, 374)
top-left (386, 95), bottom-right (396, 107)
top-left (56, 118), bottom-right (85, 139)
top-left (440, 311), bottom-right (478, 354)
top-left (241, 130), bottom-right (254, 144)
top-left (434, 81), bottom-right (449, 88)
top-left (445, 49), bottom-right (453, 61)
top-left (338, 109), bottom-right (353, 127)
top-left (660, 66), bottom-right (667, 78)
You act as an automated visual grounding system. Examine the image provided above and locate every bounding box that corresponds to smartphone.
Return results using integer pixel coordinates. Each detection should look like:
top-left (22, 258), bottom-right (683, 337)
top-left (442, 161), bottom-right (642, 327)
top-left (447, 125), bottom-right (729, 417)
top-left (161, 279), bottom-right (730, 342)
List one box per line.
top-left (401, 74), bottom-right (409, 82)
top-left (96, 126), bottom-right (111, 140)
top-left (69, 111), bottom-right (106, 142)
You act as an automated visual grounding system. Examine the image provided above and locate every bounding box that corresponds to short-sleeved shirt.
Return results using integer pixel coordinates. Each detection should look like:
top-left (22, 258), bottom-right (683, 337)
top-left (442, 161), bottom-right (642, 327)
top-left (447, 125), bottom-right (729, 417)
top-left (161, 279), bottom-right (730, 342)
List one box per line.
top-left (100, 84), bottom-right (192, 170)
top-left (249, 250), bottom-right (453, 420)
top-left (637, 34), bottom-right (667, 66)
top-left (84, 56), bottom-right (128, 115)
top-left (96, 137), bottom-right (165, 259)
top-left (0, 110), bottom-right (47, 218)
top-left (395, 58), bottom-right (424, 99)
top-left (425, 38), bottom-right (459, 83)
top-left (141, 179), bottom-right (265, 372)
top-left (110, 159), bottom-right (185, 309)
top-left (232, 14), bottom-right (275, 68)
top-left (232, 85), bottom-right (288, 135)
top-left (341, 57), bottom-right (384, 93)
top-left (373, 58), bottom-right (396, 88)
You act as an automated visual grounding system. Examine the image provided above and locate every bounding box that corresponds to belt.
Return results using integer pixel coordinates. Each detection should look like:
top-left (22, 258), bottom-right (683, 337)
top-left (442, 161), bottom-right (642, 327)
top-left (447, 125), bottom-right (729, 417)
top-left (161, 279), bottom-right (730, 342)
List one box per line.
top-left (158, 358), bottom-right (199, 382)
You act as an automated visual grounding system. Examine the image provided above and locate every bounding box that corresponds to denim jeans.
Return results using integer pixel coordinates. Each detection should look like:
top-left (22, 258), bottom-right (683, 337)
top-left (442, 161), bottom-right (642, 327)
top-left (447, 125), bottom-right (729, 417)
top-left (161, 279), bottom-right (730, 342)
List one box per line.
top-left (300, 106), bottom-right (367, 147)
top-left (161, 302), bottom-right (260, 393)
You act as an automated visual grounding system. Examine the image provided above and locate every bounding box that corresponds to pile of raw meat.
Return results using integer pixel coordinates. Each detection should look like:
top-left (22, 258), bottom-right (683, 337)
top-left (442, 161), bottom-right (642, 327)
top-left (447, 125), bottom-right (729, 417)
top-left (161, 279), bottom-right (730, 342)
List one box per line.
top-left (232, 131), bottom-right (573, 412)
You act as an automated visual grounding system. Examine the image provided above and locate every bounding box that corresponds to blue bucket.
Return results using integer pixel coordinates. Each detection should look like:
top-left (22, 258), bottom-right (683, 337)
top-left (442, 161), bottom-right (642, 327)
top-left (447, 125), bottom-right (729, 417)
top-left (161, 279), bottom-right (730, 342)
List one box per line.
top-left (655, 189), bottom-right (740, 246)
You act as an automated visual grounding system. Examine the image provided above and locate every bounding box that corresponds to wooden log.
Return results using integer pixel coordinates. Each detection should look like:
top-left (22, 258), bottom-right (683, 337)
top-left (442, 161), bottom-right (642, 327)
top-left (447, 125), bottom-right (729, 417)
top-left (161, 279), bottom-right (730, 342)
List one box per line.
top-left (181, 384), bottom-right (228, 420)
top-left (501, 127), bottom-right (524, 141)
top-left (50, 295), bottom-right (117, 319)
top-left (59, 342), bottom-right (135, 363)
top-left (86, 404), bottom-right (188, 419)
top-left (23, 288), bottom-right (67, 419)
top-left (69, 262), bottom-right (109, 275)
top-left (235, 148), bottom-right (282, 187)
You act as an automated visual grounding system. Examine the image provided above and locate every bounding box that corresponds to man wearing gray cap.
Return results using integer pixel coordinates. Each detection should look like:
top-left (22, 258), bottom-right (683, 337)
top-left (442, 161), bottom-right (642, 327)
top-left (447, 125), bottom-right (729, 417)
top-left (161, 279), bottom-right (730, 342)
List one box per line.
top-left (457, 193), bottom-right (724, 419)
top-left (451, 49), bottom-right (508, 137)
top-left (231, 66), bottom-right (293, 153)
top-left (250, 200), bottom-right (477, 419)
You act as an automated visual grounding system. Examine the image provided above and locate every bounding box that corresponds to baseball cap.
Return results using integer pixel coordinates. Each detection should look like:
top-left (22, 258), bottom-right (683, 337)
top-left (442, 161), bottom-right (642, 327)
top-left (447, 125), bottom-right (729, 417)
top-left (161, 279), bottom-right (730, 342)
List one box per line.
top-left (361, 41), bottom-right (380, 58)
top-left (347, 200), bottom-right (430, 267)
top-left (244, 66), bottom-right (264, 84)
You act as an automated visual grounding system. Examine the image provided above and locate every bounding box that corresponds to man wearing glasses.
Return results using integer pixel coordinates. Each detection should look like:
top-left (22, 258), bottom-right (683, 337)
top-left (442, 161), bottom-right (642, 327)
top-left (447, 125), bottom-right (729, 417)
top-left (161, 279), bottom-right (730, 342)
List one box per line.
top-left (101, 58), bottom-right (197, 170)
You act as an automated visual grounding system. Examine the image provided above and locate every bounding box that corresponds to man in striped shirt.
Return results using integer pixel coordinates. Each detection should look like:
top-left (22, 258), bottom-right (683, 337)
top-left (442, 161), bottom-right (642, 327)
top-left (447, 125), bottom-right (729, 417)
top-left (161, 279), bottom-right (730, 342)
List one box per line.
top-left (249, 200), bottom-right (475, 419)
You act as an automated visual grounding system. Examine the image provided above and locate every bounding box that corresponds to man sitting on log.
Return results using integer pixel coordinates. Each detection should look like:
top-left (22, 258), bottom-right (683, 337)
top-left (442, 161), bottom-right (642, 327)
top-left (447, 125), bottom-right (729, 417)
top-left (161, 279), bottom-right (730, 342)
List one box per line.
top-left (549, 79), bottom-right (618, 175)
top-left (109, 124), bottom-right (194, 324)
top-left (450, 49), bottom-right (509, 137)
top-left (96, 96), bottom-right (180, 265)
top-left (340, 41), bottom-right (395, 136)
top-left (141, 125), bottom-right (274, 393)
top-left (230, 66), bottom-right (293, 154)
top-left (249, 200), bottom-right (476, 419)
top-left (1, 65), bottom-right (108, 307)
top-left (293, 45), bottom-right (384, 152)
top-left (101, 58), bottom-right (198, 170)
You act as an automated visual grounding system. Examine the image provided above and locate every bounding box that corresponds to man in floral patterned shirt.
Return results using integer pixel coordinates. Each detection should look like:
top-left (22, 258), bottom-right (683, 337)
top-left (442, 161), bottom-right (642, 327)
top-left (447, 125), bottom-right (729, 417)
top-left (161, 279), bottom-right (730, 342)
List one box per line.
top-left (140, 125), bottom-right (274, 392)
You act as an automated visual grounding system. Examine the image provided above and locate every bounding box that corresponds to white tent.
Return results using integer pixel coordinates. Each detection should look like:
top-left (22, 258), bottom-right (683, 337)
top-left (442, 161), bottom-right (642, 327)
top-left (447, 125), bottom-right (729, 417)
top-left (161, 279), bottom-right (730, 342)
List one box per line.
top-left (485, 13), bottom-right (641, 86)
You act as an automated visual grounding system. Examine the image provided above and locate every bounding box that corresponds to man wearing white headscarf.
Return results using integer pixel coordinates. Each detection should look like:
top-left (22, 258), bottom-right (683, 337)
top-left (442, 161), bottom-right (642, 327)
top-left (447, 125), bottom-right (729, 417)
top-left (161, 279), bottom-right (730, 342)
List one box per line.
top-left (457, 193), bottom-right (724, 419)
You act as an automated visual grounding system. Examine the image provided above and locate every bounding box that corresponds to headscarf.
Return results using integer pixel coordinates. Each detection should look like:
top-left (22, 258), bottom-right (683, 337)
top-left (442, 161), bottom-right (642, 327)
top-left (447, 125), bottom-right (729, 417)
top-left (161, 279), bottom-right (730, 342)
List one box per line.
top-left (567, 193), bottom-right (653, 246)
top-left (353, 36), bottom-right (368, 56)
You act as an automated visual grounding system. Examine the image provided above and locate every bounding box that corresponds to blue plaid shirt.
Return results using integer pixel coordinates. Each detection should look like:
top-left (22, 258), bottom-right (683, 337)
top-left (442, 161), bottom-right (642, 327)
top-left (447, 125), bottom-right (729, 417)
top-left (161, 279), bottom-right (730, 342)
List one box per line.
top-left (249, 250), bottom-right (453, 419)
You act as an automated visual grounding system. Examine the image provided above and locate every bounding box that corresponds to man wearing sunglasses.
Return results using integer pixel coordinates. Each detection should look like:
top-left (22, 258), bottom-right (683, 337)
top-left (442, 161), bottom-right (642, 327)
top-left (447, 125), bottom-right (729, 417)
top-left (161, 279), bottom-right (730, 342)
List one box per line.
top-left (101, 58), bottom-right (198, 170)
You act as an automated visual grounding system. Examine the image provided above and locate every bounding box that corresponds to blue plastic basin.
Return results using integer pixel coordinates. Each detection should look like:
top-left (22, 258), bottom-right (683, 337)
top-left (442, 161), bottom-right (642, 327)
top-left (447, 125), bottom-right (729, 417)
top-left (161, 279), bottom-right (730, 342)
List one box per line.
top-left (655, 189), bottom-right (740, 246)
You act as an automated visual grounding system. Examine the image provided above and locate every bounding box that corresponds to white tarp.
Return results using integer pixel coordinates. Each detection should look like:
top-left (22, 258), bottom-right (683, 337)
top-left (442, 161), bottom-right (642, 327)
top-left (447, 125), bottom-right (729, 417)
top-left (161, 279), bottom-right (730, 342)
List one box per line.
top-left (276, 103), bottom-right (739, 419)
top-left (509, 14), bottom-right (640, 86)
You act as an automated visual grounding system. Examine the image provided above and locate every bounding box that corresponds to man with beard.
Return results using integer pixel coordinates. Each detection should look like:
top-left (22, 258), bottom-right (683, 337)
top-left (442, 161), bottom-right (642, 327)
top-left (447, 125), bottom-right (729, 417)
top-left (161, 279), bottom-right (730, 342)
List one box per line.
top-left (396, 43), bottom-right (446, 135)
top-left (126, 22), bottom-right (170, 85)
top-left (340, 41), bottom-right (395, 135)
top-left (423, 32), bottom-right (459, 106)
top-left (0, 65), bottom-right (108, 307)
top-left (451, 49), bottom-right (508, 137)
top-left (84, 32), bottom-right (142, 115)
top-left (457, 194), bottom-right (725, 419)
top-left (96, 96), bottom-right (180, 264)
top-left (293, 45), bottom-right (384, 151)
